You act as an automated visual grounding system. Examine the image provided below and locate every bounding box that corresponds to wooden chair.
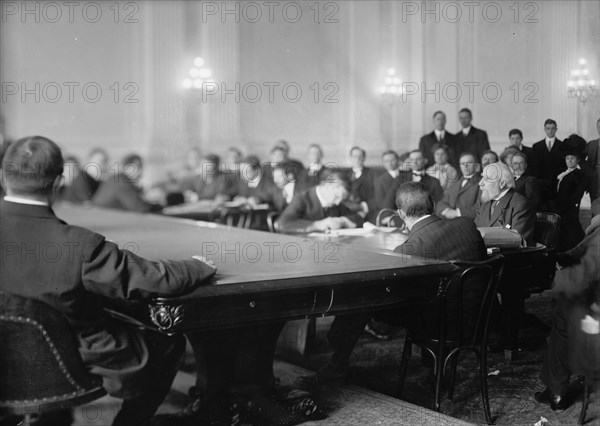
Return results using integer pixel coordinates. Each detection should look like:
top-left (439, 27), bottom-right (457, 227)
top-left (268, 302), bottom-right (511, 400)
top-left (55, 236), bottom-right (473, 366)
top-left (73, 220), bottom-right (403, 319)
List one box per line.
top-left (0, 292), bottom-right (106, 426)
top-left (396, 255), bottom-right (505, 425)
top-left (267, 211), bottom-right (280, 233)
top-left (375, 208), bottom-right (405, 229)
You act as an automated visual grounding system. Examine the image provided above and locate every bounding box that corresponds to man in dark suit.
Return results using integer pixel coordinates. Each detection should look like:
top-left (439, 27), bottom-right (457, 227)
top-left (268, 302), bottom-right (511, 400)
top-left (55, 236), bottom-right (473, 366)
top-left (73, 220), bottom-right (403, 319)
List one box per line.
top-left (179, 154), bottom-right (233, 202)
top-left (61, 148), bottom-right (108, 203)
top-left (303, 182), bottom-right (486, 385)
top-left (508, 128), bottom-right (533, 166)
top-left (511, 151), bottom-right (542, 211)
top-left (419, 111), bottom-right (459, 167)
top-left (274, 139), bottom-right (305, 178)
top-left (475, 162), bottom-right (536, 246)
top-left (92, 154), bottom-right (160, 212)
top-left (535, 199), bottom-right (600, 412)
top-left (584, 118), bottom-right (600, 202)
top-left (277, 172), bottom-right (364, 233)
top-left (295, 144), bottom-right (332, 194)
top-left (456, 108), bottom-right (490, 162)
top-left (372, 150), bottom-right (400, 220)
top-left (0, 136), bottom-right (217, 426)
top-left (381, 150), bottom-right (443, 211)
top-left (531, 119), bottom-right (564, 202)
top-left (344, 146), bottom-right (376, 215)
top-left (436, 152), bottom-right (481, 219)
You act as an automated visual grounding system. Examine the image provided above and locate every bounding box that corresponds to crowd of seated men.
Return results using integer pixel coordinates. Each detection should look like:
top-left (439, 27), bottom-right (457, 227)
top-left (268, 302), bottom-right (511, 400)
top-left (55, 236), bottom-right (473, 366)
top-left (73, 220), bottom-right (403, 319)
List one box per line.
top-left (0, 112), bottom-right (598, 425)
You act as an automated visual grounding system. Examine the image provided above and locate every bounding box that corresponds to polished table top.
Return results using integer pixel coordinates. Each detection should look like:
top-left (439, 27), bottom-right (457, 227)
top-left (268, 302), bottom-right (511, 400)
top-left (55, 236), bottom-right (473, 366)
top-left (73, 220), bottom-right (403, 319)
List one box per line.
top-left (54, 203), bottom-right (457, 332)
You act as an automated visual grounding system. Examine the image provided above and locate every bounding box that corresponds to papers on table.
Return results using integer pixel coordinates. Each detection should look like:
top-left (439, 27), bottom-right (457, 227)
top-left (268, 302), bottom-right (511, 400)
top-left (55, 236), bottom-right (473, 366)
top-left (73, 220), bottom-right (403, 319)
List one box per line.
top-left (308, 222), bottom-right (405, 238)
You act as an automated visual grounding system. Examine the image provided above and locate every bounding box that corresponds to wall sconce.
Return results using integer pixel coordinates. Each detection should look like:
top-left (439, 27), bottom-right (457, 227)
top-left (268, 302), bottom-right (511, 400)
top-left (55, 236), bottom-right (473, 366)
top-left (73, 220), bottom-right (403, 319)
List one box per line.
top-left (182, 57), bottom-right (214, 90)
top-left (379, 68), bottom-right (403, 97)
top-left (567, 58), bottom-right (598, 104)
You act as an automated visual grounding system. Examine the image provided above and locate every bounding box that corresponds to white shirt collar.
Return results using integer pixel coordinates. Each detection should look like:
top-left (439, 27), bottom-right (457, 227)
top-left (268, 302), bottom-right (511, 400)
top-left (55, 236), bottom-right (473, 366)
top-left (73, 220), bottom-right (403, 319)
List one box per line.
top-left (434, 129), bottom-right (445, 139)
top-left (283, 182), bottom-right (295, 203)
top-left (546, 137), bottom-right (556, 144)
top-left (412, 214), bottom-right (432, 228)
top-left (493, 188), bottom-right (510, 202)
top-left (247, 176), bottom-right (261, 188)
top-left (462, 126), bottom-right (471, 135)
top-left (3, 196), bottom-right (48, 206)
top-left (463, 174), bottom-right (474, 179)
top-left (315, 185), bottom-right (330, 208)
top-left (388, 169), bottom-right (399, 178)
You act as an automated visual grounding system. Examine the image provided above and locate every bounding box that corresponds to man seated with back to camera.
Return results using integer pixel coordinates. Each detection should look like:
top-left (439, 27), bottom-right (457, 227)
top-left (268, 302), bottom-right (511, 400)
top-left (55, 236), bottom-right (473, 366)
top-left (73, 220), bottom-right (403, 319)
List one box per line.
top-left (301, 182), bottom-right (487, 385)
top-left (0, 136), bottom-right (218, 426)
top-left (277, 170), bottom-right (364, 233)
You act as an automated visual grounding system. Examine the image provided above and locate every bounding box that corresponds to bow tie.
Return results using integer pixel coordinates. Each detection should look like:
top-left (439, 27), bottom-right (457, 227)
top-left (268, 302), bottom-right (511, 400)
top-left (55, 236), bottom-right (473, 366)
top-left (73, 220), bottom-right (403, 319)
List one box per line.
top-left (412, 171), bottom-right (425, 176)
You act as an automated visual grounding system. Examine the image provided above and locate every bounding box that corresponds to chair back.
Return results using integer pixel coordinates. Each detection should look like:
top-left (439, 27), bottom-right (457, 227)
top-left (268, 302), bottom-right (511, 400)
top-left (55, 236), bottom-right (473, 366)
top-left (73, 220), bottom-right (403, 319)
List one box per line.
top-left (375, 208), bottom-right (405, 229)
top-left (443, 255), bottom-right (505, 348)
top-left (0, 292), bottom-right (106, 415)
top-left (267, 211), bottom-right (280, 233)
top-left (535, 212), bottom-right (561, 251)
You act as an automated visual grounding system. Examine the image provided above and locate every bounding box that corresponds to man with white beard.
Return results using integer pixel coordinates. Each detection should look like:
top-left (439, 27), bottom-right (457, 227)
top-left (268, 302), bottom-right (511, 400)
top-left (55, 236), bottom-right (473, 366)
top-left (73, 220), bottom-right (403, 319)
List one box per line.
top-left (474, 162), bottom-right (536, 246)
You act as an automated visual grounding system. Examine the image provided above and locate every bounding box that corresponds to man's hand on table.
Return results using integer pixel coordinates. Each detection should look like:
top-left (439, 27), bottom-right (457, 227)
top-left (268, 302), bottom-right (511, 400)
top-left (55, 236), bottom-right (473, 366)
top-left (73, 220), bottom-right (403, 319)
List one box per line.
top-left (193, 255), bottom-right (217, 270)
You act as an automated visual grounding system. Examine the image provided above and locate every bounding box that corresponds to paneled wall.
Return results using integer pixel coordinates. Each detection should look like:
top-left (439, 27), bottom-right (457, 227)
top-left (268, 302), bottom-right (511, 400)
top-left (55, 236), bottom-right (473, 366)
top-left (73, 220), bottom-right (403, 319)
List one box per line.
top-left (1, 1), bottom-right (599, 183)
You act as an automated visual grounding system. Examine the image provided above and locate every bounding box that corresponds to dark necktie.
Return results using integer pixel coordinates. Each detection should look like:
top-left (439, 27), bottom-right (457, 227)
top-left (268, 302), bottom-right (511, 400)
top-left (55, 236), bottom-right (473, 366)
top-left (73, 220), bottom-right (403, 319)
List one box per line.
top-left (490, 200), bottom-right (499, 217)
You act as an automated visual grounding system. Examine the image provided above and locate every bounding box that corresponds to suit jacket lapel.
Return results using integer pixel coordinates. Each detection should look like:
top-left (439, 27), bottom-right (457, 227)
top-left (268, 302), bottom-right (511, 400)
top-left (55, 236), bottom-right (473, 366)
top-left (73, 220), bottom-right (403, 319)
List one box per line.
top-left (490, 190), bottom-right (513, 226)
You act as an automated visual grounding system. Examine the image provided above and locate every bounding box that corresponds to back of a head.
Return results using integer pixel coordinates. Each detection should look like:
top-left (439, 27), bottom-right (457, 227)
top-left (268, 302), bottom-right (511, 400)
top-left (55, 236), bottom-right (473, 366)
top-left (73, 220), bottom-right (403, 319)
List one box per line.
top-left (1, 136), bottom-right (63, 196)
top-left (395, 182), bottom-right (434, 218)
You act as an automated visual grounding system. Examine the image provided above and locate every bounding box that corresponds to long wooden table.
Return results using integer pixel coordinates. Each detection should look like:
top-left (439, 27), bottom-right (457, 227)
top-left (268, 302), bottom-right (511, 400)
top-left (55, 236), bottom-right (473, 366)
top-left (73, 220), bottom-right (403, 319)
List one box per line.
top-left (54, 203), bottom-right (458, 333)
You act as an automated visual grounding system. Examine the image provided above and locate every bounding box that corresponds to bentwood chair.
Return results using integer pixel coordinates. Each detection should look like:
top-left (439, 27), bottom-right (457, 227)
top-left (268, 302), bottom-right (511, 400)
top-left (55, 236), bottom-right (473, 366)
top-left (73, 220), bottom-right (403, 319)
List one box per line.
top-left (0, 292), bottom-right (106, 426)
top-left (396, 255), bottom-right (505, 425)
top-left (375, 208), bottom-right (405, 229)
top-left (267, 211), bottom-right (280, 233)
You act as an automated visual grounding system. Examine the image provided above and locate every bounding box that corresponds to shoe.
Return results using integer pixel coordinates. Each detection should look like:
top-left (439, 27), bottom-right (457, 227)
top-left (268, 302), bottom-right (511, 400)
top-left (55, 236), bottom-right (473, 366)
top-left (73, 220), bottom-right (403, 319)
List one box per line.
top-left (364, 320), bottom-right (391, 340)
top-left (534, 388), bottom-right (568, 412)
top-left (297, 362), bottom-right (349, 388)
top-left (149, 397), bottom-right (240, 426)
top-left (238, 389), bottom-right (324, 426)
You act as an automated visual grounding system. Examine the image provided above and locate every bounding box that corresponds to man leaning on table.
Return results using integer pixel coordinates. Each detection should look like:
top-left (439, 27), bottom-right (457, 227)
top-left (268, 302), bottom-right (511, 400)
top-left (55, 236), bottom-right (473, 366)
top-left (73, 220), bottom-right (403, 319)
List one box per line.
top-left (0, 136), bottom-right (218, 426)
top-left (277, 170), bottom-right (364, 233)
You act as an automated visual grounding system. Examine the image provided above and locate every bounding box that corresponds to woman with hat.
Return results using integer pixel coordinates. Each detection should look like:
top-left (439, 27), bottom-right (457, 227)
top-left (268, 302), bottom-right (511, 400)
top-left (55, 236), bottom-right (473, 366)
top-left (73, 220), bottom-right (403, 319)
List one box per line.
top-left (554, 134), bottom-right (588, 251)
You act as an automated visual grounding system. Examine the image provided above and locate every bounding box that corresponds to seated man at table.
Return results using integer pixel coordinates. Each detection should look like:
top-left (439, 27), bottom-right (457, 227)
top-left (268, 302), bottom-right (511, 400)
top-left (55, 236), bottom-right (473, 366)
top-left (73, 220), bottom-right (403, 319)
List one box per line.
top-left (475, 162), bottom-right (536, 246)
top-left (277, 171), bottom-right (364, 233)
top-left (60, 147), bottom-right (109, 203)
top-left (304, 182), bottom-right (486, 384)
top-left (179, 153), bottom-right (232, 203)
top-left (92, 154), bottom-right (161, 213)
top-left (0, 136), bottom-right (218, 426)
top-left (436, 152), bottom-right (481, 219)
top-left (535, 199), bottom-right (600, 412)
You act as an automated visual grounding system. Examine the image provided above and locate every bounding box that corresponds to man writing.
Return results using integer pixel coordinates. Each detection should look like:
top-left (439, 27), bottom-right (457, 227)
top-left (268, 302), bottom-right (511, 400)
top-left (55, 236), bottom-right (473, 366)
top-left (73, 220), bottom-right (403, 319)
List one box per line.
top-left (277, 171), bottom-right (363, 233)
top-left (0, 136), bottom-right (217, 426)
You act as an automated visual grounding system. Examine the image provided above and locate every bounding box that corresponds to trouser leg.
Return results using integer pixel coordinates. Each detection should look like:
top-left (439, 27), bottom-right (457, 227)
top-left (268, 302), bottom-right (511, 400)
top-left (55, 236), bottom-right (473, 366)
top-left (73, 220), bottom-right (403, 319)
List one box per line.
top-left (112, 332), bottom-right (185, 426)
top-left (540, 300), bottom-right (571, 396)
top-left (327, 313), bottom-right (371, 367)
